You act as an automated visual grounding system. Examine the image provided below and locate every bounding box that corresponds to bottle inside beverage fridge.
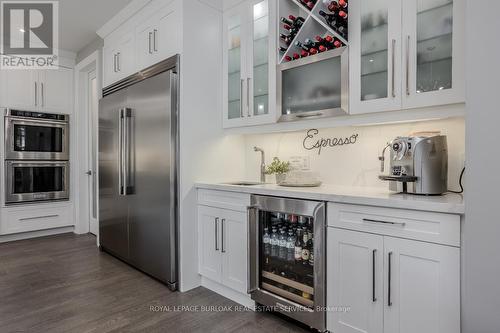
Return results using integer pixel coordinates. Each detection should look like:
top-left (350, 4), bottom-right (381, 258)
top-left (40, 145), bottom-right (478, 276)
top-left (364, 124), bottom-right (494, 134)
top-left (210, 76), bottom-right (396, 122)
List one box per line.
top-left (301, 229), bottom-right (310, 262)
top-left (270, 228), bottom-right (279, 246)
top-left (263, 228), bottom-right (270, 244)
top-left (294, 229), bottom-right (303, 261)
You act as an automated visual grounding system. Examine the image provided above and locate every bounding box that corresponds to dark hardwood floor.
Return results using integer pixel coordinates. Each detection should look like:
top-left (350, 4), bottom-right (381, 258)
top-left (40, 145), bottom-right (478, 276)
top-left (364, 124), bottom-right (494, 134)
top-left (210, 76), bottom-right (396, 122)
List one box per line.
top-left (0, 233), bottom-right (310, 333)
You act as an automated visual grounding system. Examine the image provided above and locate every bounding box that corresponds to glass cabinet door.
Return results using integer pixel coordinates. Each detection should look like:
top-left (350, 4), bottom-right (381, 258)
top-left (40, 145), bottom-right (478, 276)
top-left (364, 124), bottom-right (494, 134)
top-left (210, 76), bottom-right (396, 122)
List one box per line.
top-left (225, 10), bottom-right (245, 121)
top-left (349, 0), bottom-right (402, 114)
top-left (402, 0), bottom-right (465, 108)
top-left (259, 211), bottom-right (316, 308)
top-left (250, 0), bottom-right (269, 117)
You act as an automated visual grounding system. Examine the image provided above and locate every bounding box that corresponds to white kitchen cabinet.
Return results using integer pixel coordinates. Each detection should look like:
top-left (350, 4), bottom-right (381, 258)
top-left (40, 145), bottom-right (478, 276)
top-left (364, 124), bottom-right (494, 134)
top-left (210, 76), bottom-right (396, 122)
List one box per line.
top-left (327, 203), bottom-right (461, 333)
top-left (39, 68), bottom-right (74, 113)
top-left (198, 205), bottom-right (248, 294)
top-left (1, 68), bottom-right (73, 113)
top-left (198, 206), bottom-right (223, 282)
top-left (1, 70), bottom-right (39, 110)
top-left (350, 0), bottom-right (464, 114)
top-left (223, 0), bottom-right (277, 128)
top-left (328, 228), bottom-right (384, 333)
top-left (136, 1), bottom-right (180, 71)
top-left (103, 31), bottom-right (135, 88)
top-left (0, 204), bottom-right (73, 235)
top-left (401, 0), bottom-right (465, 109)
top-left (383, 237), bottom-right (460, 333)
top-left (220, 209), bottom-right (248, 292)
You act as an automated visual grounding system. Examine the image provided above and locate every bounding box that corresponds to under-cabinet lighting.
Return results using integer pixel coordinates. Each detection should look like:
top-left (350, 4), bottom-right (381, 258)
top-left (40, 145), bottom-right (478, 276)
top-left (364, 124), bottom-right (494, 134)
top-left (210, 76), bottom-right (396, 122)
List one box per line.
top-left (19, 28), bottom-right (25, 33)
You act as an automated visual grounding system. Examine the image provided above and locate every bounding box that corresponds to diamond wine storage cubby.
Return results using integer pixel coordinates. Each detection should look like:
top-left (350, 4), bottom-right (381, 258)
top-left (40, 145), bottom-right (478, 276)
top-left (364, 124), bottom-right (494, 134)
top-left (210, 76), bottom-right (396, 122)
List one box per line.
top-left (278, 0), bottom-right (349, 64)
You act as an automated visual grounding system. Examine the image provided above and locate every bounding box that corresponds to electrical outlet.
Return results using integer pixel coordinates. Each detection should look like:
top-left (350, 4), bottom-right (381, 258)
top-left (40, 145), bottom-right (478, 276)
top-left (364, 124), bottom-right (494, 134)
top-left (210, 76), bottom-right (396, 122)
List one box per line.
top-left (289, 156), bottom-right (310, 171)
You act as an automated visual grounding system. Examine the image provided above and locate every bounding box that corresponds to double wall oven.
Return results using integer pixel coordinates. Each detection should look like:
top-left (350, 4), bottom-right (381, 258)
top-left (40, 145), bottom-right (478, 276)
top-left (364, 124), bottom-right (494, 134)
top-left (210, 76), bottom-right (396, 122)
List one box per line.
top-left (3, 109), bottom-right (70, 204)
top-left (248, 195), bottom-right (326, 332)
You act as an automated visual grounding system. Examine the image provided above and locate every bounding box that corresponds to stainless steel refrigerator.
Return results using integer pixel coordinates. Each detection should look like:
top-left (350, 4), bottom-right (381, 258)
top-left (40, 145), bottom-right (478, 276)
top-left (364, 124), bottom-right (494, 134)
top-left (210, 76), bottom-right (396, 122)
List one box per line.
top-left (98, 56), bottom-right (179, 290)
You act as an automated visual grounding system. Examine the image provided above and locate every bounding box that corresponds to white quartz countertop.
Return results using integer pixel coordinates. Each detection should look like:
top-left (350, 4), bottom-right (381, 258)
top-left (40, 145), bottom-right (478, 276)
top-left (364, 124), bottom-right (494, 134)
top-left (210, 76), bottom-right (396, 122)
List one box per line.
top-left (195, 182), bottom-right (465, 215)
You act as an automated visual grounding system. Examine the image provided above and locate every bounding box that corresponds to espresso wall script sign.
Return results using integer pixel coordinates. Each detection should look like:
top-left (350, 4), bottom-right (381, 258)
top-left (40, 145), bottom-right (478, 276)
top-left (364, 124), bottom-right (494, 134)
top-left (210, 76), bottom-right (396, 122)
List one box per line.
top-left (303, 129), bottom-right (359, 155)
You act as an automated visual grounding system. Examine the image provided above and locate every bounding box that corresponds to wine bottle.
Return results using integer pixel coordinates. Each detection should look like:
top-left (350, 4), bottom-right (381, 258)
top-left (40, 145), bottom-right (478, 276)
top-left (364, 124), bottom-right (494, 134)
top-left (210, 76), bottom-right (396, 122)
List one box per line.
top-left (289, 15), bottom-right (305, 28)
top-left (328, 1), bottom-right (339, 12)
top-left (293, 53), bottom-right (301, 60)
top-left (301, 230), bottom-right (310, 262)
top-left (280, 33), bottom-right (293, 45)
top-left (284, 55), bottom-right (292, 62)
top-left (279, 46), bottom-right (288, 53)
top-left (339, 0), bottom-right (348, 9)
top-left (280, 17), bottom-right (293, 26)
top-left (294, 230), bottom-right (303, 261)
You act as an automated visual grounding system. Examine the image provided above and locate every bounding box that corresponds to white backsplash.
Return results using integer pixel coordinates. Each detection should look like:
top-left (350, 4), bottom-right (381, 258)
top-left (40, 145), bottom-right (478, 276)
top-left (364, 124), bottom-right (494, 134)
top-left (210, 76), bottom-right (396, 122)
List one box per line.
top-left (243, 117), bottom-right (465, 191)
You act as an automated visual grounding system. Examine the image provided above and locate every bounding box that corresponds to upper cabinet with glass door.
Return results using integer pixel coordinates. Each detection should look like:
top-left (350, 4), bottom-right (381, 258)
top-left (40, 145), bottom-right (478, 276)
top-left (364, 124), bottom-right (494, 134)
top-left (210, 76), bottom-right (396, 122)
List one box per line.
top-left (402, 0), bottom-right (465, 109)
top-left (223, 0), bottom-right (277, 129)
top-left (350, 0), bottom-right (464, 114)
top-left (349, 0), bottom-right (402, 113)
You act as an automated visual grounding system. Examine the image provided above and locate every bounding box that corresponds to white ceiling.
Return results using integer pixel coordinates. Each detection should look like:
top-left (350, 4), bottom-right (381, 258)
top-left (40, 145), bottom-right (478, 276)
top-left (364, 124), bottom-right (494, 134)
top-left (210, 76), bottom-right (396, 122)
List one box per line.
top-left (59, 0), bottom-right (132, 53)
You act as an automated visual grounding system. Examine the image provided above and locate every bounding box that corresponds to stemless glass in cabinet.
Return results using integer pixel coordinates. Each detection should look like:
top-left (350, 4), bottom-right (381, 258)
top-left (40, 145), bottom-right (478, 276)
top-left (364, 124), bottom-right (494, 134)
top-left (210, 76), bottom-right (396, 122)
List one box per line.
top-left (251, 0), bottom-right (269, 117)
top-left (227, 15), bottom-right (243, 120)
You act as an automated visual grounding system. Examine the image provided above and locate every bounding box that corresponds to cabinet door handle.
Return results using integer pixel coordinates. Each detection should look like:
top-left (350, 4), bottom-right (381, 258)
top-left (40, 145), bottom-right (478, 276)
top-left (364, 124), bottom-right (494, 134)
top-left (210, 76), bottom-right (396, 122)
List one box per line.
top-left (372, 249), bottom-right (377, 302)
top-left (388, 251), bottom-right (393, 306)
top-left (215, 217), bottom-right (219, 251)
top-left (113, 54), bottom-right (117, 72)
top-left (153, 29), bottom-right (158, 52)
top-left (117, 53), bottom-right (121, 72)
top-left (41, 83), bottom-right (44, 107)
top-left (240, 79), bottom-right (244, 118)
top-left (247, 205), bottom-right (259, 294)
top-left (34, 82), bottom-right (38, 106)
top-left (391, 39), bottom-right (396, 98)
top-left (406, 35), bottom-right (410, 96)
top-left (149, 32), bottom-right (153, 54)
top-left (363, 218), bottom-right (406, 227)
top-left (246, 78), bottom-right (251, 117)
top-left (221, 219), bottom-right (226, 253)
top-left (20, 214), bottom-right (59, 221)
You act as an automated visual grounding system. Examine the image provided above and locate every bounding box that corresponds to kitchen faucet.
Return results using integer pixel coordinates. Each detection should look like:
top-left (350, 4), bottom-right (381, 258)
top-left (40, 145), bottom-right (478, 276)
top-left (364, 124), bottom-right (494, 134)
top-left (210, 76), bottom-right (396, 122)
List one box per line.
top-left (254, 146), bottom-right (266, 183)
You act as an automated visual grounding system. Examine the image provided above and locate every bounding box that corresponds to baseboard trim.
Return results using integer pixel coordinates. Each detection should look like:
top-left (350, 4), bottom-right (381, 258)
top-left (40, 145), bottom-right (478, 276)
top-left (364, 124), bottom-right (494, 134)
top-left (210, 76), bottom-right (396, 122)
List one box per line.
top-left (0, 226), bottom-right (75, 243)
top-left (201, 277), bottom-right (255, 309)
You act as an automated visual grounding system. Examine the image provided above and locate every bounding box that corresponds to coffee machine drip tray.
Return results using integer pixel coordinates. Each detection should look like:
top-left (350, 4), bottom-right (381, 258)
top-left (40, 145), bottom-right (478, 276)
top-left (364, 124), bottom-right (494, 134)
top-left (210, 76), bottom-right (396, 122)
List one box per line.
top-left (379, 175), bottom-right (418, 182)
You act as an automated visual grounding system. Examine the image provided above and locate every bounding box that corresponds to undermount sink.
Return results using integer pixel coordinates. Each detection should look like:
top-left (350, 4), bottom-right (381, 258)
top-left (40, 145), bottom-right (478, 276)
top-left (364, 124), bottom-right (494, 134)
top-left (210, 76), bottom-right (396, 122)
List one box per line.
top-left (223, 181), bottom-right (264, 186)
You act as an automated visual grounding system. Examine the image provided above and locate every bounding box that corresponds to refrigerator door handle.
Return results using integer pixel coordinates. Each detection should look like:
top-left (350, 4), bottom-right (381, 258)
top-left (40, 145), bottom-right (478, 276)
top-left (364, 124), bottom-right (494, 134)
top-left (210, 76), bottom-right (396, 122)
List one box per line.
top-left (247, 205), bottom-right (259, 294)
top-left (123, 108), bottom-right (134, 195)
top-left (118, 108), bottom-right (124, 195)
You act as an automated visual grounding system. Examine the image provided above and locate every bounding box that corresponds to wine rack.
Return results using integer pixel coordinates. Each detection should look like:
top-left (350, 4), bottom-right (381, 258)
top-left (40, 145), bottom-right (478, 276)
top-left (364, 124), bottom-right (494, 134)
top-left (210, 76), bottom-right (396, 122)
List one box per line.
top-left (278, 0), bottom-right (349, 64)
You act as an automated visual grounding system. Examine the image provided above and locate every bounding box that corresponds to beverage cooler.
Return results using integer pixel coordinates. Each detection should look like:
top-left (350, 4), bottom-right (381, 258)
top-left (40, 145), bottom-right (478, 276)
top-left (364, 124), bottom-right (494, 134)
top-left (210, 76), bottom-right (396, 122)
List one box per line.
top-left (247, 195), bottom-right (326, 331)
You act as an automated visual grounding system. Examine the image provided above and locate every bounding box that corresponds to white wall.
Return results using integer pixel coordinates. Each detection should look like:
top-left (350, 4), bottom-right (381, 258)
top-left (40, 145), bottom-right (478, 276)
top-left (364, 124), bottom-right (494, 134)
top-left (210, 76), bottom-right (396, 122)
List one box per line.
top-left (463, 1), bottom-right (500, 332)
top-left (178, 0), bottom-right (246, 292)
top-left (243, 117), bottom-right (465, 191)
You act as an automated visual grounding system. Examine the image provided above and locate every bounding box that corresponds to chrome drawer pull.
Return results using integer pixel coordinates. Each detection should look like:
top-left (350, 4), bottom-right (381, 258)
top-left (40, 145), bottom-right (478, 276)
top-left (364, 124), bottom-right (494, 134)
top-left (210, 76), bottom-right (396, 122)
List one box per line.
top-left (20, 214), bottom-right (59, 221)
top-left (362, 218), bottom-right (406, 227)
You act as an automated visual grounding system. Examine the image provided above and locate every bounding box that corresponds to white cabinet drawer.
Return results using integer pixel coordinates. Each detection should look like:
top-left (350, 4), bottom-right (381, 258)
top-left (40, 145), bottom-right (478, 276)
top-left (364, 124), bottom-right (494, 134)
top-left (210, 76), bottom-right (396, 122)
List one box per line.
top-left (197, 189), bottom-right (250, 212)
top-left (1, 205), bottom-right (73, 235)
top-left (328, 203), bottom-right (460, 246)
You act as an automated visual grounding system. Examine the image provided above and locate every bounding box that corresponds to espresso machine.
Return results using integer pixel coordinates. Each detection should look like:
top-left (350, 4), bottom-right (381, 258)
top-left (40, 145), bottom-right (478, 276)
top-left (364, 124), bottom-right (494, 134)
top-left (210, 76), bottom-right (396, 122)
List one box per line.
top-left (379, 135), bottom-right (448, 195)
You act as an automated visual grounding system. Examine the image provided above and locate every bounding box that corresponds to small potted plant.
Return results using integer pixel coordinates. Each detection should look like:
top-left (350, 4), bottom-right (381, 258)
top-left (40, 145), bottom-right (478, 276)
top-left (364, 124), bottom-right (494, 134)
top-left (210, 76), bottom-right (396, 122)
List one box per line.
top-left (265, 157), bottom-right (291, 184)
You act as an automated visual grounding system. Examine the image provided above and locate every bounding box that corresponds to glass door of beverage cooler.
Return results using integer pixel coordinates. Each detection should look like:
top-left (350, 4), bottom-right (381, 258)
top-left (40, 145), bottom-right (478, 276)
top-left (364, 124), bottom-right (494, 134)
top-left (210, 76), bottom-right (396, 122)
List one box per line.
top-left (248, 196), bottom-right (326, 332)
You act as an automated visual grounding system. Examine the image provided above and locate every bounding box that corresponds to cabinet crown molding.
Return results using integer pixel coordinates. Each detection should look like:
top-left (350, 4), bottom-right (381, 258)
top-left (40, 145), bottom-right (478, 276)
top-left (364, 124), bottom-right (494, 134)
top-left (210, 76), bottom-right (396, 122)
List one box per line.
top-left (97, 0), bottom-right (152, 38)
